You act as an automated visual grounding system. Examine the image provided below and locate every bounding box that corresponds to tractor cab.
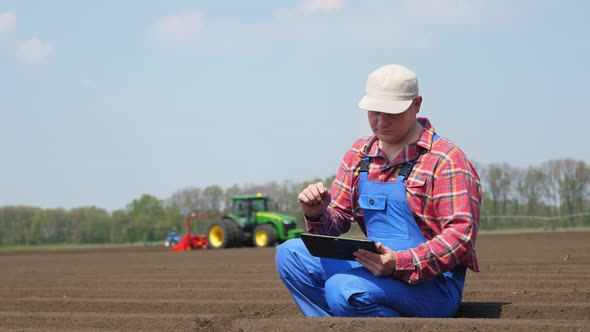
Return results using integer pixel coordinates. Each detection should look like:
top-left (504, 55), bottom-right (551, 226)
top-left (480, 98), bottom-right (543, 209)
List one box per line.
top-left (230, 194), bottom-right (268, 229)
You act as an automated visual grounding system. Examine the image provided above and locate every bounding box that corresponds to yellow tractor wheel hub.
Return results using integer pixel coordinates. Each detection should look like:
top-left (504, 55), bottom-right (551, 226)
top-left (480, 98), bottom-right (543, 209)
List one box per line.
top-left (209, 225), bottom-right (224, 248)
top-left (255, 230), bottom-right (268, 247)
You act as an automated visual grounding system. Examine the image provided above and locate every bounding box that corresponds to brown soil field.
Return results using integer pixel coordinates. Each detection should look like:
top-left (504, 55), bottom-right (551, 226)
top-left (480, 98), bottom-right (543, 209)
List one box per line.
top-left (1, 231), bottom-right (589, 332)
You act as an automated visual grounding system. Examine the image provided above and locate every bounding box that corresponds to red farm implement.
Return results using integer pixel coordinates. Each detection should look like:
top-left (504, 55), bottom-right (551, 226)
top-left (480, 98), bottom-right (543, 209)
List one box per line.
top-left (170, 212), bottom-right (211, 251)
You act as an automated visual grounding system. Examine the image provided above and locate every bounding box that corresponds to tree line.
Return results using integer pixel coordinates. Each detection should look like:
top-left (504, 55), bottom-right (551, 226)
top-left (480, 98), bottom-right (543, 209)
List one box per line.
top-left (478, 158), bottom-right (589, 229)
top-left (1, 158), bottom-right (588, 246)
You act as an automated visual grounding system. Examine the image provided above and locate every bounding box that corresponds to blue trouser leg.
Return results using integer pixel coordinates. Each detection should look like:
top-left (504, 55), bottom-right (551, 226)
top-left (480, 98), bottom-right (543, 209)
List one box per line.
top-left (325, 267), bottom-right (463, 317)
top-left (276, 238), bottom-right (359, 316)
top-left (276, 238), bottom-right (464, 317)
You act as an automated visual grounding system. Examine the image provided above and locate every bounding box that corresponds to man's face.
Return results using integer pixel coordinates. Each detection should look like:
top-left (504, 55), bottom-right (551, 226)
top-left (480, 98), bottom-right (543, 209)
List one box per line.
top-left (367, 98), bottom-right (421, 145)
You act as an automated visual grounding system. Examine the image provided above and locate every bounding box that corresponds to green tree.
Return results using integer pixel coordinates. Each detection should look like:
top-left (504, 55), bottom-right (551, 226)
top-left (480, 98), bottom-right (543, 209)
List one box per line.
top-left (167, 187), bottom-right (202, 214)
top-left (64, 207), bottom-right (110, 243)
top-left (110, 209), bottom-right (131, 243)
top-left (558, 159), bottom-right (589, 227)
top-left (127, 194), bottom-right (166, 242)
top-left (482, 163), bottom-right (513, 228)
top-left (202, 185), bottom-right (224, 212)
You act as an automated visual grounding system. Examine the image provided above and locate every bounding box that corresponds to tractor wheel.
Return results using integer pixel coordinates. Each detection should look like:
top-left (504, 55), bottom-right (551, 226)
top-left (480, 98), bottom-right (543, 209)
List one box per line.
top-left (252, 224), bottom-right (277, 247)
top-left (207, 218), bottom-right (242, 249)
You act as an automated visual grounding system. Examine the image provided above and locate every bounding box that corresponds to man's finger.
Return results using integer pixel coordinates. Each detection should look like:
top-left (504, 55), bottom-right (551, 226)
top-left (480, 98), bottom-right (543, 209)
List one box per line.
top-left (315, 182), bottom-right (327, 194)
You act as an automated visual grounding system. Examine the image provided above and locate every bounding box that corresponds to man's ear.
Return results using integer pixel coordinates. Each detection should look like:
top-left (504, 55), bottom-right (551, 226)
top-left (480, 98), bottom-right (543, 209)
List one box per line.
top-left (413, 96), bottom-right (422, 114)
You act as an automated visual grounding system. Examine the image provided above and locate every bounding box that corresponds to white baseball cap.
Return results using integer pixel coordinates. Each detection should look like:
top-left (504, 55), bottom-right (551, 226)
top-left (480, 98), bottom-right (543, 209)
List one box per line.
top-left (358, 64), bottom-right (419, 114)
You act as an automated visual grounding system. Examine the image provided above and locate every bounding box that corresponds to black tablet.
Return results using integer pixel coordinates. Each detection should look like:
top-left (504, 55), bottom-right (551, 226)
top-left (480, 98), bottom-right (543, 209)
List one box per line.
top-left (300, 233), bottom-right (378, 261)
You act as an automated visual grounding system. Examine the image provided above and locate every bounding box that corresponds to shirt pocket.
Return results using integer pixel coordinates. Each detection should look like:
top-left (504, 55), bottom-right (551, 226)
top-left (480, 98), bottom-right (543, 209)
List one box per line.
top-left (404, 177), bottom-right (428, 215)
top-left (405, 177), bottom-right (427, 196)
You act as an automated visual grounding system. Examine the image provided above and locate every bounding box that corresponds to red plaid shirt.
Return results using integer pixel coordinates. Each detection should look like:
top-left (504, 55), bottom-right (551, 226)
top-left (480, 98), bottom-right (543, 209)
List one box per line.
top-left (306, 117), bottom-right (482, 284)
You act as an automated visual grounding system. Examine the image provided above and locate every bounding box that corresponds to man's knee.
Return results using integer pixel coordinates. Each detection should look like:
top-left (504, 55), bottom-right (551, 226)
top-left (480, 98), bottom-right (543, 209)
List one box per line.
top-left (325, 274), bottom-right (371, 316)
top-left (275, 238), bottom-right (301, 260)
top-left (275, 238), bottom-right (303, 276)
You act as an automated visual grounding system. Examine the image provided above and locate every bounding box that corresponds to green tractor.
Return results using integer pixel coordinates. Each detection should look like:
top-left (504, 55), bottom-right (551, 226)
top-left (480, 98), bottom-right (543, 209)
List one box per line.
top-left (206, 194), bottom-right (304, 249)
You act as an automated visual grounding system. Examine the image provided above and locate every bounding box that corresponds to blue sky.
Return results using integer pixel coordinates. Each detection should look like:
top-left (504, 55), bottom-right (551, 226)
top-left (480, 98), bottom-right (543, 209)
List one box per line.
top-left (1, 0), bottom-right (588, 211)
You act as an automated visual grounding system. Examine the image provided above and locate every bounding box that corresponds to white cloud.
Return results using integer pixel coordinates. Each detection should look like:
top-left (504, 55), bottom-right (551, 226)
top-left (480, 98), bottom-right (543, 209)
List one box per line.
top-left (272, 0), bottom-right (519, 49)
top-left (152, 0), bottom-right (519, 52)
top-left (153, 11), bottom-right (207, 44)
top-left (297, 0), bottom-right (345, 15)
top-left (0, 11), bottom-right (16, 33)
top-left (18, 37), bottom-right (52, 64)
top-left (399, 0), bottom-right (510, 27)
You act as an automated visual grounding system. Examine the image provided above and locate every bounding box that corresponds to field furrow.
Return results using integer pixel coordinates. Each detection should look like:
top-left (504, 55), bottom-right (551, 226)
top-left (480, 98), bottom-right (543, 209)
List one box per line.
top-left (1, 230), bottom-right (589, 331)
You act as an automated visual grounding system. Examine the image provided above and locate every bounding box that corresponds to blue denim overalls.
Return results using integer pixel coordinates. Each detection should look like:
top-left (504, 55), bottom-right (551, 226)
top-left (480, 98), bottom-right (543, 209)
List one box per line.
top-left (276, 135), bottom-right (466, 317)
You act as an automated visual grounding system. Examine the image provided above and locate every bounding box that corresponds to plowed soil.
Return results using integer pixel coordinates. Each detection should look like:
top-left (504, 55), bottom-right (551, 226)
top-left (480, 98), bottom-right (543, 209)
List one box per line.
top-left (1, 231), bottom-right (589, 331)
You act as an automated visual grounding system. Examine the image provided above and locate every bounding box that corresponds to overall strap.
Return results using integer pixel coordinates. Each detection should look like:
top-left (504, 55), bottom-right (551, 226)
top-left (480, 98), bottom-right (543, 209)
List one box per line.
top-left (359, 134), bottom-right (440, 179)
top-left (398, 134), bottom-right (440, 181)
top-left (359, 156), bottom-right (421, 182)
top-left (359, 157), bottom-right (370, 173)
top-left (398, 163), bottom-right (414, 180)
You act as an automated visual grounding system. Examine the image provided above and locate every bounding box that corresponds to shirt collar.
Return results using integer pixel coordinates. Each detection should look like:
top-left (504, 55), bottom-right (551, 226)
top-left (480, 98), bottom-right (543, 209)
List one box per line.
top-left (360, 117), bottom-right (437, 163)
top-left (416, 117), bottom-right (436, 150)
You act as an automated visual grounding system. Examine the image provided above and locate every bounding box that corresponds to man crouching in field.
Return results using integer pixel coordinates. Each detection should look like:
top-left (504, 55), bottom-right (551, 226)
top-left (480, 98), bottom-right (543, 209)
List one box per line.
top-left (276, 64), bottom-right (482, 317)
